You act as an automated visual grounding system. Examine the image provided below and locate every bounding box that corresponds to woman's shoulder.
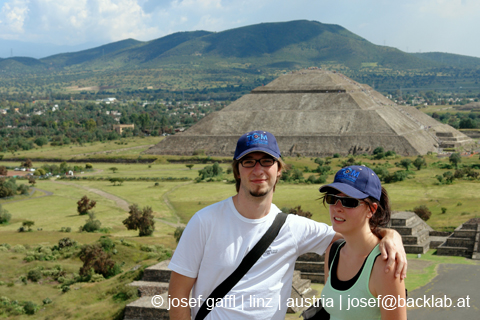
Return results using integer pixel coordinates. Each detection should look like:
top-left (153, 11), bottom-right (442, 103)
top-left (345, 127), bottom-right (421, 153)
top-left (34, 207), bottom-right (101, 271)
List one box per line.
top-left (369, 249), bottom-right (405, 296)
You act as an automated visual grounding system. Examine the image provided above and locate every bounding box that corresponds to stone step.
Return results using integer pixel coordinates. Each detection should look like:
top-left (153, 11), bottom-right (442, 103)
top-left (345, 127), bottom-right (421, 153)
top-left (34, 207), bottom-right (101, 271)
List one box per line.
top-left (129, 281), bottom-right (169, 297)
top-left (402, 229), bottom-right (430, 245)
top-left (393, 219), bottom-right (428, 236)
top-left (297, 252), bottom-right (324, 262)
top-left (288, 284), bottom-right (319, 314)
top-left (437, 245), bottom-right (470, 257)
top-left (445, 237), bottom-right (475, 248)
top-left (453, 230), bottom-right (477, 238)
top-left (300, 272), bottom-right (324, 284)
top-left (429, 236), bottom-right (449, 249)
top-left (142, 260), bottom-right (172, 282)
top-left (295, 261), bottom-right (324, 273)
top-left (292, 270), bottom-right (303, 282)
top-left (390, 212), bottom-right (417, 227)
top-left (404, 240), bottom-right (430, 254)
top-left (293, 278), bottom-right (312, 295)
top-left (124, 294), bottom-right (169, 320)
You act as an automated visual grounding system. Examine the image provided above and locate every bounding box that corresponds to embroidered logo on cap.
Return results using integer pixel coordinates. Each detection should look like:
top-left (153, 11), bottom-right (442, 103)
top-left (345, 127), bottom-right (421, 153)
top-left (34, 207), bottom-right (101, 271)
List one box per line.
top-left (247, 133), bottom-right (268, 146)
top-left (337, 167), bottom-right (360, 183)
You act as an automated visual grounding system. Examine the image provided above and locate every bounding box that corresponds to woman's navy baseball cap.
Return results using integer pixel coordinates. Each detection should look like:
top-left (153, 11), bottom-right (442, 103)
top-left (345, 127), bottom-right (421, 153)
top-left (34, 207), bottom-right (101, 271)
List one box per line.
top-left (234, 130), bottom-right (281, 160)
top-left (319, 165), bottom-right (382, 201)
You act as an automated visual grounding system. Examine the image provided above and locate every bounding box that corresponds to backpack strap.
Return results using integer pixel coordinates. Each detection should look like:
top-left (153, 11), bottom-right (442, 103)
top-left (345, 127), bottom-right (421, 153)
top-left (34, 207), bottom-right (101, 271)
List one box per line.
top-left (194, 212), bottom-right (288, 320)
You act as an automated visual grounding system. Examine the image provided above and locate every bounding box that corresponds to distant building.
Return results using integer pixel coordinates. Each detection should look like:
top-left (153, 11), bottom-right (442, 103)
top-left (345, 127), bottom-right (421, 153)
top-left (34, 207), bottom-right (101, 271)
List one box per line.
top-left (113, 124), bottom-right (134, 134)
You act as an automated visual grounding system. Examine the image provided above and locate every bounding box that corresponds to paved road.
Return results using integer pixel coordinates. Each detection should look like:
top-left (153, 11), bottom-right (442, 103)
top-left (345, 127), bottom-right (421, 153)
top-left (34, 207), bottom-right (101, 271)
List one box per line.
top-left (407, 264), bottom-right (480, 319)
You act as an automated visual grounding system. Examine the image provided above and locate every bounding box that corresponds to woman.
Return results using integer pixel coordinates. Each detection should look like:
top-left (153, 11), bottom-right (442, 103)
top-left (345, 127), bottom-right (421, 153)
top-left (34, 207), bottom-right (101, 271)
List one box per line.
top-left (319, 165), bottom-right (407, 320)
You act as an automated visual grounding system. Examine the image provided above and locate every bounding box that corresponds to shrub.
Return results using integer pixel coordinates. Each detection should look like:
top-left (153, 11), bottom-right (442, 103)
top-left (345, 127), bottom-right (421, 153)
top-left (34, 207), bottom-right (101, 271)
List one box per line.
top-left (27, 269), bottom-right (42, 282)
top-left (0, 204), bottom-right (11, 224)
top-left (79, 244), bottom-right (117, 278)
top-left (413, 205), bottom-right (432, 221)
top-left (174, 227), bottom-right (185, 243)
top-left (333, 153), bottom-right (340, 158)
top-left (441, 207), bottom-right (447, 214)
top-left (81, 213), bottom-right (101, 232)
top-left (98, 236), bottom-right (115, 252)
top-left (285, 205), bottom-right (312, 219)
top-left (22, 301), bottom-right (39, 315)
top-left (123, 204), bottom-right (155, 236)
top-left (58, 237), bottom-right (77, 249)
top-left (43, 298), bottom-right (52, 305)
top-left (85, 163), bottom-right (93, 169)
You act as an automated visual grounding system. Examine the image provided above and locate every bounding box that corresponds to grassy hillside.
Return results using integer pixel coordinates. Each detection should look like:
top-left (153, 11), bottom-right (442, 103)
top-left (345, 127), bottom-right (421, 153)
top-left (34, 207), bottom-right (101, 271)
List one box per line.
top-left (2, 146), bottom-right (480, 318)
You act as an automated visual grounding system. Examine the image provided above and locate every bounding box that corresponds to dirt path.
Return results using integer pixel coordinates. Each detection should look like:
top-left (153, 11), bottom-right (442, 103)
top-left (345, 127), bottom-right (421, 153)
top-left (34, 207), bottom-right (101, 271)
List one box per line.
top-left (50, 180), bottom-right (187, 228)
top-left (0, 187), bottom-right (53, 204)
top-left (51, 180), bottom-right (130, 211)
top-left (162, 182), bottom-right (191, 228)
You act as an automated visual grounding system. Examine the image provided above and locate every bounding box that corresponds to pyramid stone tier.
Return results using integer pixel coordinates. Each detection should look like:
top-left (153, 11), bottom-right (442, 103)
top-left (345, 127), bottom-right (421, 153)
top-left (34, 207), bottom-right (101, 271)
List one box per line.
top-left (146, 70), bottom-right (474, 157)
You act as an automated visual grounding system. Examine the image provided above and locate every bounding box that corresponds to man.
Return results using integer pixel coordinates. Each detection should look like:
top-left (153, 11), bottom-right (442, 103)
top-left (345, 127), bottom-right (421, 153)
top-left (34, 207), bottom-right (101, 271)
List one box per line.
top-left (168, 130), bottom-right (406, 320)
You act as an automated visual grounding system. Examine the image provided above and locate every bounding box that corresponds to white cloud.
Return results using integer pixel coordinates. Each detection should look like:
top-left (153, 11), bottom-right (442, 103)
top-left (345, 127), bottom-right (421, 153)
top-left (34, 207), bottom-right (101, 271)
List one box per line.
top-left (0, 0), bottom-right (29, 37)
top-left (0, 0), bottom-right (479, 57)
top-left (416, 0), bottom-right (480, 19)
top-left (0, 0), bottom-right (160, 44)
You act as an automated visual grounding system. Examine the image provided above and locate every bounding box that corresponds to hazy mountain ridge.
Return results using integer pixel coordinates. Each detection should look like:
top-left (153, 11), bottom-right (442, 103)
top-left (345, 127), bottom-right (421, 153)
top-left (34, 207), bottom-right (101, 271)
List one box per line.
top-left (1, 20), bottom-right (479, 77)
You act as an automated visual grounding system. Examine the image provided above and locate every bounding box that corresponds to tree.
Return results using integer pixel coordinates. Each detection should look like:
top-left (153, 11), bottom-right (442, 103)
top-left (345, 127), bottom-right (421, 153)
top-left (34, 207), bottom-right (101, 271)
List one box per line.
top-left (109, 167), bottom-right (118, 174)
top-left (186, 164), bottom-right (194, 170)
top-left (413, 156), bottom-right (427, 170)
top-left (123, 204), bottom-right (155, 236)
top-left (77, 195), bottom-right (96, 215)
top-left (413, 205), bottom-right (432, 221)
top-left (399, 159), bottom-right (412, 170)
top-left (34, 136), bottom-right (48, 147)
top-left (85, 119), bottom-right (97, 131)
top-left (449, 153), bottom-right (461, 169)
top-left (109, 178), bottom-right (124, 186)
top-left (23, 220), bottom-right (35, 231)
top-left (23, 159), bottom-right (33, 168)
top-left (28, 176), bottom-right (36, 186)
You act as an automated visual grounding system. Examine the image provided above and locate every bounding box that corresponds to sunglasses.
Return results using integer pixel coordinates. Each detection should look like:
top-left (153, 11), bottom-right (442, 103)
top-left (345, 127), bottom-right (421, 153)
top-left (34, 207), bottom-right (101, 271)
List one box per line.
top-left (325, 194), bottom-right (364, 208)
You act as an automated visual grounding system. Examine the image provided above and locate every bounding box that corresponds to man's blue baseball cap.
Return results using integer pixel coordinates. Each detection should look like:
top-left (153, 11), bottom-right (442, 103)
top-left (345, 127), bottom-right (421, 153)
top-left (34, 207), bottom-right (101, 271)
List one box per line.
top-left (319, 165), bottom-right (382, 201)
top-left (234, 130), bottom-right (281, 160)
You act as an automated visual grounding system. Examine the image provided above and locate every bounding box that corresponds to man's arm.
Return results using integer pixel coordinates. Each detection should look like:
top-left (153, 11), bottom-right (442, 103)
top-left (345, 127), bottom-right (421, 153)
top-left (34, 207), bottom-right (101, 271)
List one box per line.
top-left (169, 271), bottom-right (196, 320)
top-left (377, 228), bottom-right (407, 280)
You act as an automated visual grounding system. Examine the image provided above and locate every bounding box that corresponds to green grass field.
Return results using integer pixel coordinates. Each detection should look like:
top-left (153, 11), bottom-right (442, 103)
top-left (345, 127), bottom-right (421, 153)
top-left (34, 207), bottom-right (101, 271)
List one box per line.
top-left (2, 146), bottom-right (480, 319)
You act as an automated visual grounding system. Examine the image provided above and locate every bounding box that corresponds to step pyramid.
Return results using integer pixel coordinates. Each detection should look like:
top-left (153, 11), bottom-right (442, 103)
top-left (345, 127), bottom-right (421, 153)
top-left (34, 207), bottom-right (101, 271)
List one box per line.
top-left (388, 211), bottom-right (433, 254)
top-left (124, 259), bottom-right (316, 319)
top-left (145, 69), bottom-right (474, 157)
top-left (437, 220), bottom-right (480, 259)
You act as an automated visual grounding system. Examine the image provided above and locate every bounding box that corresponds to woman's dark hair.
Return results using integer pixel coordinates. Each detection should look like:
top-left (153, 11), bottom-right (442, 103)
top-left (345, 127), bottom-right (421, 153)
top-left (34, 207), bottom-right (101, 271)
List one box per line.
top-left (321, 187), bottom-right (391, 238)
top-left (364, 187), bottom-right (391, 238)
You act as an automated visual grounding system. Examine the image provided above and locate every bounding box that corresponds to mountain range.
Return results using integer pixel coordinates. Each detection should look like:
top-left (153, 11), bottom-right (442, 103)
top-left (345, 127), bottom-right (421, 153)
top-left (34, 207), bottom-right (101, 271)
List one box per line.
top-left (1, 20), bottom-right (479, 90)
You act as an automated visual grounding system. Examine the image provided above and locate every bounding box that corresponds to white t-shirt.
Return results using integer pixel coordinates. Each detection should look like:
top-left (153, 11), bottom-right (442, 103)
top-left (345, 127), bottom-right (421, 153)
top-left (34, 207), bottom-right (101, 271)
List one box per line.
top-left (169, 197), bottom-right (335, 320)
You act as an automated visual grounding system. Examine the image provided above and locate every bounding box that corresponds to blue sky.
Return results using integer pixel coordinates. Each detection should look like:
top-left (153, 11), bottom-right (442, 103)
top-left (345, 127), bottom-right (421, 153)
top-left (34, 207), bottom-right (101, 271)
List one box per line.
top-left (0, 0), bottom-right (479, 58)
